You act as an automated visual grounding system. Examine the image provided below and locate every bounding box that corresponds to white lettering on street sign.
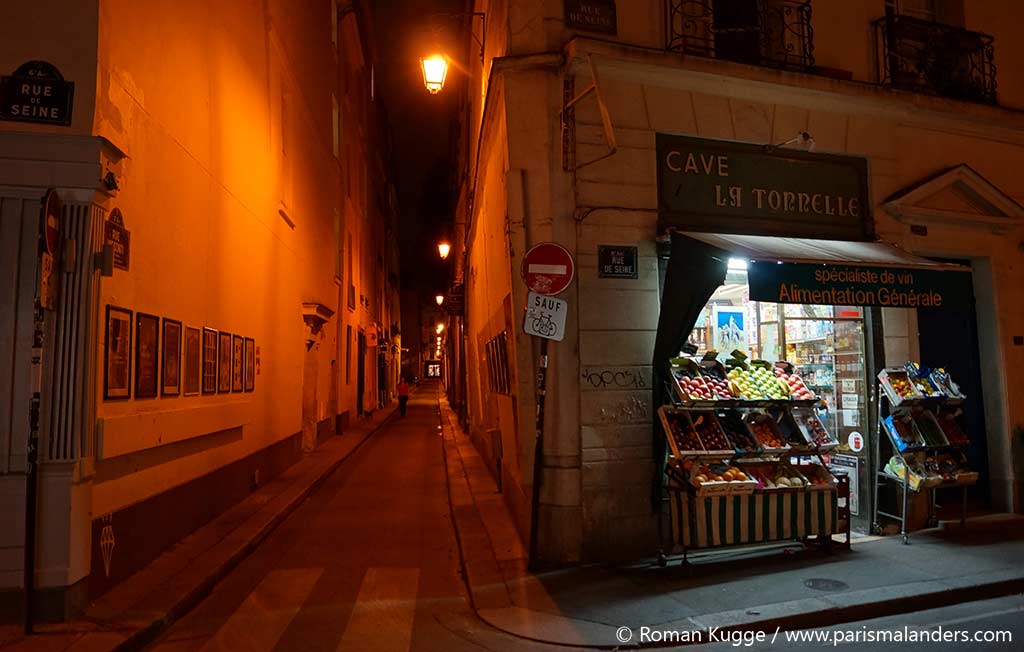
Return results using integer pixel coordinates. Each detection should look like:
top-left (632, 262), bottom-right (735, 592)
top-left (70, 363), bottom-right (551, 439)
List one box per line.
top-left (524, 291), bottom-right (567, 341)
top-left (527, 263), bottom-right (568, 275)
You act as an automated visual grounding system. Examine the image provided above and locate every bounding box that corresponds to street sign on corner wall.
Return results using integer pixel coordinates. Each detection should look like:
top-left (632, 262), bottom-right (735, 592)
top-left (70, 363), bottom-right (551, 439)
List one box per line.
top-left (0, 61), bottom-right (74, 126)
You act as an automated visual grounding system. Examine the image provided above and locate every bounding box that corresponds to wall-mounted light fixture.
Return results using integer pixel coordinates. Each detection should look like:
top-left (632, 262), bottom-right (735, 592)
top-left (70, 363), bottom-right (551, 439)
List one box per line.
top-left (420, 12), bottom-right (485, 94)
top-left (435, 294), bottom-right (445, 306)
top-left (438, 242), bottom-right (451, 259)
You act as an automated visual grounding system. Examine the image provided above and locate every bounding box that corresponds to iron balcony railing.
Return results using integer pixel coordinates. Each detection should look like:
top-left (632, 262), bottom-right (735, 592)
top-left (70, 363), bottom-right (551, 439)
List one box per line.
top-left (666, 0), bottom-right (815, 72)
top-left (873, 12), bottom-right (996, 105)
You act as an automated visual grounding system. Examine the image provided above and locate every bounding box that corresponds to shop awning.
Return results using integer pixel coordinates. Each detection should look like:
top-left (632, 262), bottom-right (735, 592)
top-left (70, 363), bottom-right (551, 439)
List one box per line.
top-left (676, 232), bottom-right (966, 269)
top-left (676, 232), bottom-right (973, 310)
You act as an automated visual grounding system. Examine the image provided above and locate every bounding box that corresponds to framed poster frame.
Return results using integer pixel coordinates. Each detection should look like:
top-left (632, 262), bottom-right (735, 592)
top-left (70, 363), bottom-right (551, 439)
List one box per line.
top-left (135, 312), bottom-right (160, 399)
top-left (103, 305), bottom-right (133, 400)
top-left (161, 318), bottom-right (182, 397)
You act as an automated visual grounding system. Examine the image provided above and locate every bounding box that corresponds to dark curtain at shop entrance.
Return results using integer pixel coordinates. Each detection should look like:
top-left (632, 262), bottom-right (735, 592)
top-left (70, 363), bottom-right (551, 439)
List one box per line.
top-left (918, 261), bottom-right (989, 503)
top-left (652, 233), bottom-right (730, 509)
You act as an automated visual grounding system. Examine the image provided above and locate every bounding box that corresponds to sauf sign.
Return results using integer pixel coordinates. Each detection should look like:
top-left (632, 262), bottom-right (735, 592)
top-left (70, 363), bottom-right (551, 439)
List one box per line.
top-left (524, 292), bottom-right (567, 342)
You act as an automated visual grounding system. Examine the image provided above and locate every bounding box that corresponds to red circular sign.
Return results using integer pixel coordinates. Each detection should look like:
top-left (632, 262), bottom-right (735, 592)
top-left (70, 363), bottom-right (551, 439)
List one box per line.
top-left (521, 242), bottom-right (574, 295)
top-left (42, 189), bottom-right (61, 256)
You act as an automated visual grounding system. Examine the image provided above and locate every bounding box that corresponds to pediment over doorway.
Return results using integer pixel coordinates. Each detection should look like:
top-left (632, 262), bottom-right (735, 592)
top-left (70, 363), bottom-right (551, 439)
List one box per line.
top-left (883, 164), bottom-right (1024, 234)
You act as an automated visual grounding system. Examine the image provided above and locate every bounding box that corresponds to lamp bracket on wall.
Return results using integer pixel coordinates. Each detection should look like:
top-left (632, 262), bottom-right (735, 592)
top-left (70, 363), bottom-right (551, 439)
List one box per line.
top-left (429, 11), bottom-right (486, 63)
top-left (561, 54), bottom-right (617, 171)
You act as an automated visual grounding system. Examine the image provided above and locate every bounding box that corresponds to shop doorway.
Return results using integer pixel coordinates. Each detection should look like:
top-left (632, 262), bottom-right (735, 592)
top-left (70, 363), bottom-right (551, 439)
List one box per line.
top-left (918, 260), bottom-right (990, 504)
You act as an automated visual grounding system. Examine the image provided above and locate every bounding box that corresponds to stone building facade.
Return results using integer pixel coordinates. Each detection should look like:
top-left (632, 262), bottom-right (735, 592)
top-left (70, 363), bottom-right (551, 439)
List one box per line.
top-left (447, 0), bottom-right (1024, 563)
top-left (0, 0), bottom-right (399, 620)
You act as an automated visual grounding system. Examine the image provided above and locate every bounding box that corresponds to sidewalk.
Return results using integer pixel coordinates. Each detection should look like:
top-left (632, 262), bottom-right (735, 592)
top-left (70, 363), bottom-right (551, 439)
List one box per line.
top-left (0, 405), bottom-right (398, 652)
top-left (438, 396), bottom-right (1024, 649)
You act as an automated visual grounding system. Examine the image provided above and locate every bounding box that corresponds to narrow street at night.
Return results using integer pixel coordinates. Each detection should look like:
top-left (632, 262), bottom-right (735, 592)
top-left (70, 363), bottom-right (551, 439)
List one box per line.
top-left (139, 386), bottom-right (562, 652)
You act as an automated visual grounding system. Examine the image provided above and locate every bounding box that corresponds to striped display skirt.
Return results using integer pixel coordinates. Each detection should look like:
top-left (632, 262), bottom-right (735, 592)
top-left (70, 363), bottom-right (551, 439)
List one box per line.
top-left (669, 489), bottom-right (838, 550)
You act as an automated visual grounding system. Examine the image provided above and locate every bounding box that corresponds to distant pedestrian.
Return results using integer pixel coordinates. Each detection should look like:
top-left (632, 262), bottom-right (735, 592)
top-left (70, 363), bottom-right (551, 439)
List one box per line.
top-left (397, 377), bottom-right (410, 416)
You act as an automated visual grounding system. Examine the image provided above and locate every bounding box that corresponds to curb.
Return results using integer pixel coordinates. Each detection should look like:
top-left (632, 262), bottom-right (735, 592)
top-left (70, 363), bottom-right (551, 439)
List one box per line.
top-left (112, 408), bottom-right (398, 652)
top-left (437, 395), bottom-right (1024, 650)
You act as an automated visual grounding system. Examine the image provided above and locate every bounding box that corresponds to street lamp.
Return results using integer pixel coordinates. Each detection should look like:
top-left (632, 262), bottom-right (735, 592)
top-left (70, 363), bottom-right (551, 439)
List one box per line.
top-left (436, 323), bottom-right (445, 334)
top-left (438, 241), bottom-right (451, 259)
top-left (435, 294), bottom-right (445, 306)
top-left (420, 54), bottom-right (449, 95)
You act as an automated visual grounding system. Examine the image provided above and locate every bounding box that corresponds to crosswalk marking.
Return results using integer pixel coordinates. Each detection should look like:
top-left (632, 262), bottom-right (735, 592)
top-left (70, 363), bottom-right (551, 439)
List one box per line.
top-left (199, 568), bottom-right (322, 652)
top-left (336, 567), bottom-right (420, 652)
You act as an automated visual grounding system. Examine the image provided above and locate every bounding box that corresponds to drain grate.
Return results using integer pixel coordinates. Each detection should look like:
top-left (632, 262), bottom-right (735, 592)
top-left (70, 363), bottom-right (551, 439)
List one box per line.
top-left (804, 578), bottom-right (849, 592)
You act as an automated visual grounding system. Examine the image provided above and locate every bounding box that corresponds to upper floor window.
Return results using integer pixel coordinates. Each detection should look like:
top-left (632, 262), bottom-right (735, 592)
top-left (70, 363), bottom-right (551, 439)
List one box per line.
top-left (874, 0), bottom-right (995, 104)
top-left (667, 0), bottom-right (815, 72)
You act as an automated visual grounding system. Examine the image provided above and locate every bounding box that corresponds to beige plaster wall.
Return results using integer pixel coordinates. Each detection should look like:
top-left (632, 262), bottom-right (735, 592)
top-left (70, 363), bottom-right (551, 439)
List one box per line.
top-left (87, 0), bottom-right (357, 517)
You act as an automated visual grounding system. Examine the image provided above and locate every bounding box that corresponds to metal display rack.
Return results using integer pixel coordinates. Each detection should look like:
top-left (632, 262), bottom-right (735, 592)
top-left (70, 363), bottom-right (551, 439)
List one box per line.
top-left (871, 367), bottom-right (976, 544)
top-left (657, 359), bottom-right (852, 566)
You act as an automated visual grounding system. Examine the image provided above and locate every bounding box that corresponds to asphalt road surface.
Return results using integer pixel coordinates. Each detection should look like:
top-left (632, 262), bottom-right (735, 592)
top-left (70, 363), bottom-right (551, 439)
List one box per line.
top-left (144, 387), bottom-right (564, 652)
top-left (145, 386), bottom-right (1022, 652)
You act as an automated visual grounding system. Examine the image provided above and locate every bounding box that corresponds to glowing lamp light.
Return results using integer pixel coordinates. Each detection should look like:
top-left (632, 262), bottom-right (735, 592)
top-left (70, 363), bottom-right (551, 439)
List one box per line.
top-left (421, 55), bottom-right (449, 94)
top-left (435, 294), bottom-right (445, 306)
top-left (436, 323), bottom-right (445, 334)
top-left (438, 242), bottom-right (451, 259)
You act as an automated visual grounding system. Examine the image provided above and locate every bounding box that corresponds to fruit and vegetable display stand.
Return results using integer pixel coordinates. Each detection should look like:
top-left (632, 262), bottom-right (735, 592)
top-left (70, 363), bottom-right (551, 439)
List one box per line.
top-left (658, 352), bottom-right (851, 565)
top-left (872, 364), bottom-right (977, 544)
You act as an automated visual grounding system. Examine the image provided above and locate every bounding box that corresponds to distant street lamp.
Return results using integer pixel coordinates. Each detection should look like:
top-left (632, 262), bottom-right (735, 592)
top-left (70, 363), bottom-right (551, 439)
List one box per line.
top-left (435, 294), bottom-right (445, 306)
top-left (421, 55), bottom-right (449, 94)
top-left (436, 323), bottom-right (445, 334)
top-left (438, 242), bottom-right (451, 259)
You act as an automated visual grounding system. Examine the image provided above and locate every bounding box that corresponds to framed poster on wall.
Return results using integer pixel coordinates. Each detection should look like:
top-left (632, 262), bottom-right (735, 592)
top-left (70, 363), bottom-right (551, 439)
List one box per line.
top-left (183, 326), bottom-right (201, 396)
top-left (161, 318), bottom-right (181, 396)
top-left (135, 313), bottom-right (160, 399)
top-left (244, 337), bottom-right (255, 392)
top-left (218, 331), bottom-right (232, 393)
top-left (232, 334), bottom-right (243, 392)
top-left (712, 305), bottom-right (748, 353)
top-left (202, 327), bottom-right (218, 394)
top-left (104, 306), bottom-right (132, 399)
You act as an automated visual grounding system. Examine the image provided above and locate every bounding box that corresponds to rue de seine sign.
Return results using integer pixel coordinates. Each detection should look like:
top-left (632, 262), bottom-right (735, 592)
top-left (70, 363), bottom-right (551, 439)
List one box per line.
top-left (656, 133), bottom-right (872, 241)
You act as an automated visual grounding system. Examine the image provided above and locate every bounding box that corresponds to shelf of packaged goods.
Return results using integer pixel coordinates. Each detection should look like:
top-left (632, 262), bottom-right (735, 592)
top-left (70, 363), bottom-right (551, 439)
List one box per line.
top-left (794, 362), bottom-right (833, 367)
top-left (786, 336), bottom-right (830, 344)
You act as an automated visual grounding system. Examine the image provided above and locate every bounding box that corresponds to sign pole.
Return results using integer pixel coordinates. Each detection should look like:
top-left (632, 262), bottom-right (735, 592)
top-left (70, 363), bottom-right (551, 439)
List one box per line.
top-left (528, 337), bottom-right (549, 570)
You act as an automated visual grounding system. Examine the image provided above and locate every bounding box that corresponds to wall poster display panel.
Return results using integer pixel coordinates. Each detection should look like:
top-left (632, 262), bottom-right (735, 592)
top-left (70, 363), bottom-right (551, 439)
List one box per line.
top-left (161, 318), bottom-right (182, 396)
top-left (218, 331), bottom-right (232, 393)
top-left (135, 313), bottom-right (160, 399)
top-left (244, 337), bottom-right (255, 392)
top-left (183, 326), bottom-right (201, 396)
top-left (202, 328), bottom-right (218, 394)
top-left (104, 306), bottom-right (133, 399)
top-left (232, 334), bottom-right (243, 392)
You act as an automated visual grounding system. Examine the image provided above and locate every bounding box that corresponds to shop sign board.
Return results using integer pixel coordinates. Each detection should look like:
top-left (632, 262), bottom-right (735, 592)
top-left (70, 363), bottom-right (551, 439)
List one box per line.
top-left (446, 282), bottom-right (465, 316)
top-left (829, 454), bottom-right (859, 516)
top-left (564, 0), bottom-right (617, 34)
top-left (104, 208), bottom-right (131, 271)
top-left (747, 260), bottom-right (974, 309)
top-left (0, 61), bottom-right (74, 126)
top-left (522, 242), bottom-right (574, 295)
top-left (597, 245), bottom-right (637, 279)
top-left (656, 133), bottom-right (872, 241)
top-left (524, 291), bottom-right (567, 342)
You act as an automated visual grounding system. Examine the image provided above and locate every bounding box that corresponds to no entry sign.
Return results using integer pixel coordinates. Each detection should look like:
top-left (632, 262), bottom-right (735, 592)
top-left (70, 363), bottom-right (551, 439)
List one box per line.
top-left (521, 242), bottom-right (574, 295)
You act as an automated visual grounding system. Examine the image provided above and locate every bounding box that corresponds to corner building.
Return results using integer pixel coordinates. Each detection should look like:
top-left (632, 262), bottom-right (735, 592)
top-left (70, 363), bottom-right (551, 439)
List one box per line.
top-left (0, 0), bottom-right (400, 620)
top-left (450, 0), bottom-right (1024, 564)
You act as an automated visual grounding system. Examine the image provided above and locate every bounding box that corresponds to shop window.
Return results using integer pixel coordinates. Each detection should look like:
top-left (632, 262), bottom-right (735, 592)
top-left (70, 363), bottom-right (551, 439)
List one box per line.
top-left (686, 259), bottom-right (869, 452)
